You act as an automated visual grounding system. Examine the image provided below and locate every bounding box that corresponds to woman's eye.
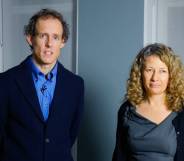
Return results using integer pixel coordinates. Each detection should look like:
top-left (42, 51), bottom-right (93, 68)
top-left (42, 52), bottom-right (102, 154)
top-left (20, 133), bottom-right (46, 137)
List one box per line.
top-left (160, 69), bottom-right (167, 73)
top-left (145, 68), bottom-right (152, 72)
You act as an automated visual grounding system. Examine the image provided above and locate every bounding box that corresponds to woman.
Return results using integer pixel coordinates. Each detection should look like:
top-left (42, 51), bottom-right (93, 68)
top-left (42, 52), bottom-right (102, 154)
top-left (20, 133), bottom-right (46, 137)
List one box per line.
top-left (112, 43), bottom-right (184, 161)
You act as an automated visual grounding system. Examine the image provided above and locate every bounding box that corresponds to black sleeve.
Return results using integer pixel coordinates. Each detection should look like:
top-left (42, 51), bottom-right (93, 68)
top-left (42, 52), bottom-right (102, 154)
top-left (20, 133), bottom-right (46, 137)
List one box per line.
top-left (70, 78), bottom-right (84, 146)
top-left (112, 101), bottom-right (130, 161)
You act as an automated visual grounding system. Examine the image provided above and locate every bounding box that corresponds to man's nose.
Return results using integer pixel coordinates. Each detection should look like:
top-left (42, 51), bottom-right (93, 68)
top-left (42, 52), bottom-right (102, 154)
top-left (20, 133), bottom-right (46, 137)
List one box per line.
top-left (45, 36), bottom-right (52, 47)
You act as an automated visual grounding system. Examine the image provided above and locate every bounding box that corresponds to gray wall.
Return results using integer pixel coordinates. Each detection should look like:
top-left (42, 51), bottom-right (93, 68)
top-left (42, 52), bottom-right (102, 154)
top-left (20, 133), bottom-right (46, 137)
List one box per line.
top-left (77, 0), bottom-right (144, 161)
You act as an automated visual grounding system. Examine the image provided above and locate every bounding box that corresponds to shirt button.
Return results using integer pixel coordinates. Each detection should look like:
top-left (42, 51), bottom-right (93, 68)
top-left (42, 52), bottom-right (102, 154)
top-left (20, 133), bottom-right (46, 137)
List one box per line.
top-left (177, 131), bottom-right (180, 135)
top-left (45, 138), bottom-right (50, 143)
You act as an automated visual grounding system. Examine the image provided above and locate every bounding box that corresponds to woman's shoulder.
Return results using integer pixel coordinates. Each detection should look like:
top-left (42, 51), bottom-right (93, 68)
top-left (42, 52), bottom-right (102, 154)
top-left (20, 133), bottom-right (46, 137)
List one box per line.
top-left (117, 100), bottom-right (135, 128)
top-left (172, 109), bottom-right (184, 130)
top-left (173, 109), bottom-right (184, 120)
top-left (118, 100), bottom-right (132, 116)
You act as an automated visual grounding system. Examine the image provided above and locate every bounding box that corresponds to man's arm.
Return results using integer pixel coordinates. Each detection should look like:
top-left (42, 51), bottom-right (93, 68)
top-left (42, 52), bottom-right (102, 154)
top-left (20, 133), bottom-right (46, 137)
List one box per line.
top-left (0, 73), bottom-right (9, 160)
top-left (69, 78), bottom-right (84, 146)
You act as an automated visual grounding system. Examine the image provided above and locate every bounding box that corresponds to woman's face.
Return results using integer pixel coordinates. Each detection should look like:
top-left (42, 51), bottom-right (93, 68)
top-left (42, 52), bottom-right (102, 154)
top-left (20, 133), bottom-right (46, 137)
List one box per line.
top-left (142, 55), bottom-right (169, 97)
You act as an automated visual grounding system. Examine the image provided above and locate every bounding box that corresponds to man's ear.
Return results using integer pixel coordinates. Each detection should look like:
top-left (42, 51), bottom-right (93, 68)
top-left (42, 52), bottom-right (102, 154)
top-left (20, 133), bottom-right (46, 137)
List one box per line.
top-left (26, 35), bottom-right (33, 46)
top-left (60, 39), bottom-right (65, 49)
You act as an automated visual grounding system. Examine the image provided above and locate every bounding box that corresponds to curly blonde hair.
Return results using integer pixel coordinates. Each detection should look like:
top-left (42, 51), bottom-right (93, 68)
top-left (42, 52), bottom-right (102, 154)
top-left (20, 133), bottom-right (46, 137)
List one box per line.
top-left (126, 43), bottom-right (184, 111)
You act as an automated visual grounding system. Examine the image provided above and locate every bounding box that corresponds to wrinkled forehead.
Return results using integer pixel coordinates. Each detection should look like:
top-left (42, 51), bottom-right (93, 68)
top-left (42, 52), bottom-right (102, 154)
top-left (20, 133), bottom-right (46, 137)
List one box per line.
top-left (38, 14), bottom-right (59, 20)
top-left (35, 17), bottom-right (63, 33)
top-left (36, 15), bottom-right (62, 26)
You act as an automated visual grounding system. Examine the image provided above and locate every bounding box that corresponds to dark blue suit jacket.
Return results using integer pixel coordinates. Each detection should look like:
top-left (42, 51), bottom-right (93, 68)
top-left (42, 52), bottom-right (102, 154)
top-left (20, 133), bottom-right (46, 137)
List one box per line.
top-left (0, 56), bottom-right (84, 161)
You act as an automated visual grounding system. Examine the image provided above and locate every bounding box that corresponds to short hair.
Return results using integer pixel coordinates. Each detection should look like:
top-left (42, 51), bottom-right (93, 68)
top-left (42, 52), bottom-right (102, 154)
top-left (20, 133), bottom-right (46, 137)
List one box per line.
top-left (24, 8), bottom-right (69, 43)
top-left (126, 43), bottom-right (184, 111)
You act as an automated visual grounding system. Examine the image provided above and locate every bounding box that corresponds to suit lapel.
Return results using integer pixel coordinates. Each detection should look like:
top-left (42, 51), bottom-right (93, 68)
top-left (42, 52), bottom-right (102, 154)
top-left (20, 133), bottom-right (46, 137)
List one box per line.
top-left (15, 59), bottom-right (45, 122)
top-left (49, 63), bottom-right (66, 118)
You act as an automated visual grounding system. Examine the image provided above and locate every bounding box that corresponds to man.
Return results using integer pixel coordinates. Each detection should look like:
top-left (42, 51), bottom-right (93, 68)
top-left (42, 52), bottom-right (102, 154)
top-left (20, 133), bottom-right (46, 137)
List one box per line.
top-left (0, 8), bottom-right (84, 161)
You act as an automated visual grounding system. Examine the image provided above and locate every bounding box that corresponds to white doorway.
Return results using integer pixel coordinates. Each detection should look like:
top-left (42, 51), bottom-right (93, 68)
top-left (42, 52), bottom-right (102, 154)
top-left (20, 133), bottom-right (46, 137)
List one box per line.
top-left (144, 0), bottom-right (184, 61)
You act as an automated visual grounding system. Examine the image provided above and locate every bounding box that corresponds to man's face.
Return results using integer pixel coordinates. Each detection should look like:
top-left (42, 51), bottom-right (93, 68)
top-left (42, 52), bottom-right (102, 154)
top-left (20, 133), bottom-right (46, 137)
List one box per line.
top-left (26, 17), bottom-right (65, 68)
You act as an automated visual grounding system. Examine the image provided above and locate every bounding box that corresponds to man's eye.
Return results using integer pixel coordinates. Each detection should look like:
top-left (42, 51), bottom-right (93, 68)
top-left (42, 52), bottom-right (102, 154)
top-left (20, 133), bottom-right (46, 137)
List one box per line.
top-left (38, 33), bottom-right (47, 39)
top-left (40, 34), bottom-right (46, 38)
top-left (53, 35), bottom-right (60, 41)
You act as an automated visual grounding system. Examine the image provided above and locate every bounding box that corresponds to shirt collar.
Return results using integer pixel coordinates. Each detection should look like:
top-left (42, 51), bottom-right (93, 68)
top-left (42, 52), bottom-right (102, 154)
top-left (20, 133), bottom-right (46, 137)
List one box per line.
top-left (28, 56), bottom-right (58, 81)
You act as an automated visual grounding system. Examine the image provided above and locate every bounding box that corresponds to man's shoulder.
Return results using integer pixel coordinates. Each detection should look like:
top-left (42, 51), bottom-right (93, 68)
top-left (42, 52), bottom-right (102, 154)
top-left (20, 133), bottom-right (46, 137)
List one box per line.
top-left (58, 63), bottom-right (84, 84)
top-left (0, 62), bottom-right (25, 77)
top-left (0, 66), bottom-right (22, 88)
top-left (1, 56), bottom-right (28, 73)
top-left (0, 65), bottom-right (20, 78)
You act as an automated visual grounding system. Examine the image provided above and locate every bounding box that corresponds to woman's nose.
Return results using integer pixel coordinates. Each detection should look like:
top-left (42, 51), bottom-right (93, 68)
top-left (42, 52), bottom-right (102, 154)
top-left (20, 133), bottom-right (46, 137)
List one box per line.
top-left (151, 71), bottom-right (159, 81)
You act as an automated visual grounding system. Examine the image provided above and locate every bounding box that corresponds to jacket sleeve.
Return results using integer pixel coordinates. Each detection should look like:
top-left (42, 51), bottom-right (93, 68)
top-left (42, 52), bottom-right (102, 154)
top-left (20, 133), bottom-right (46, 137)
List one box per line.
top-left (69, 78), bottom-right (84, 146)
top-left (0, 73), bottom-right (9, 160)
top-left (112, 102), bottom-right (130, 161)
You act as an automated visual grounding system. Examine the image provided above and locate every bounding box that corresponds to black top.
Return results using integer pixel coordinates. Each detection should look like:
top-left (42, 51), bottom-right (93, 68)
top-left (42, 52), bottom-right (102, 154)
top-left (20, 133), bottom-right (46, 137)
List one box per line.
top-left (112, 101), bottom-right (184, 161)
top-left (124, 105), bottom-right (177, 161)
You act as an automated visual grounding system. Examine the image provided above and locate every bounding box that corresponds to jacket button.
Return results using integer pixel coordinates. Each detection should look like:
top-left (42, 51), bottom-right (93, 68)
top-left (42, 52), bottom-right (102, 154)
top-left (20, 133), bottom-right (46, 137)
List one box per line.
top-left (177, 131), bottom-right (180, 135)
top-left (45, 138), bottom-right (50, 143)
